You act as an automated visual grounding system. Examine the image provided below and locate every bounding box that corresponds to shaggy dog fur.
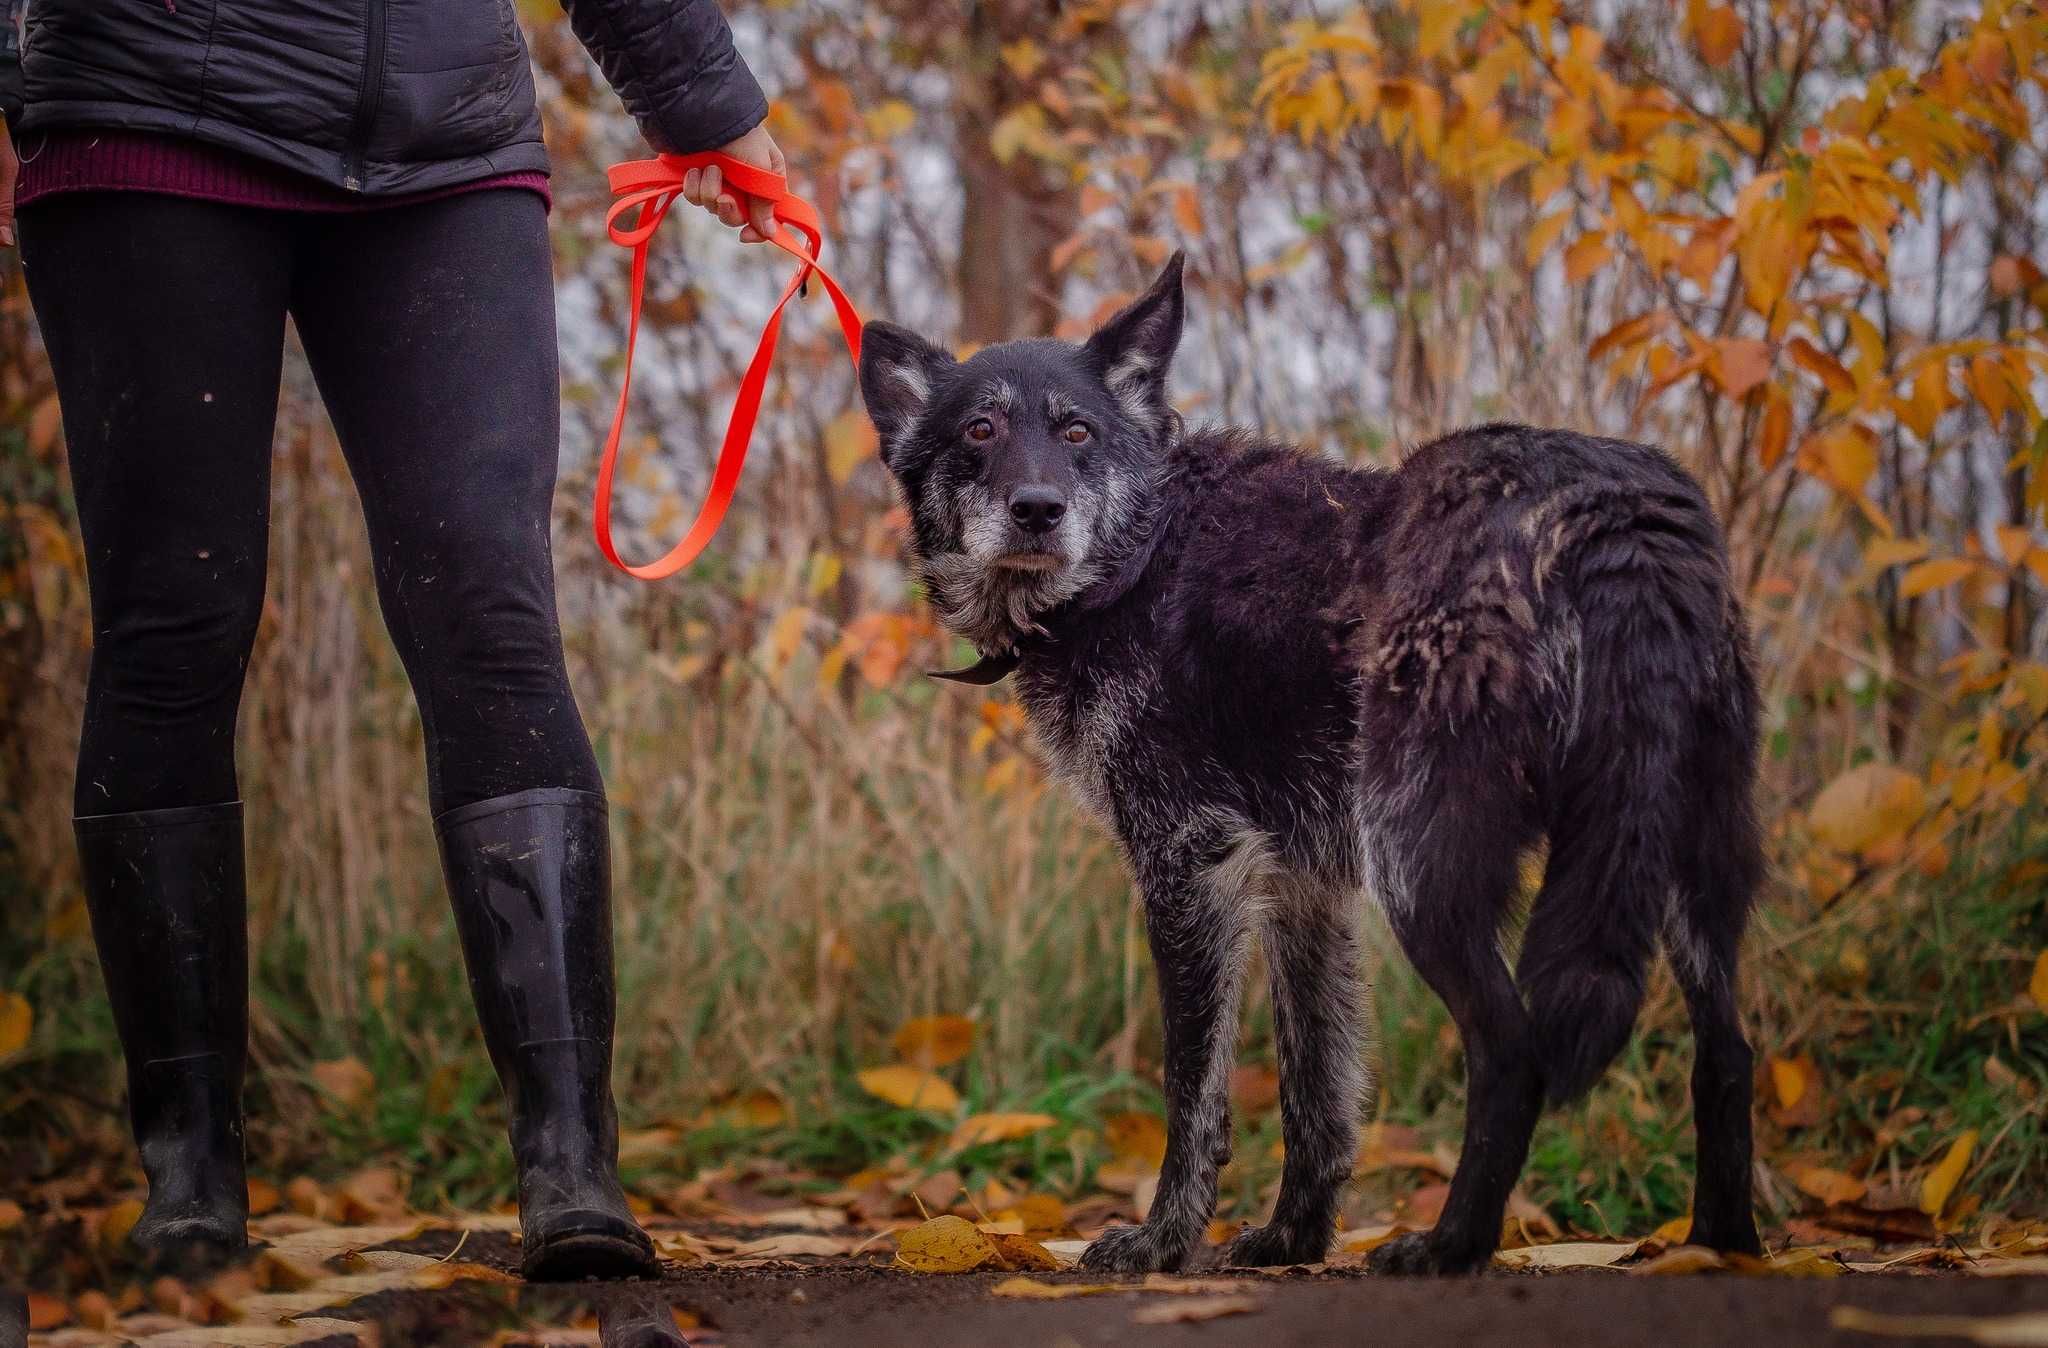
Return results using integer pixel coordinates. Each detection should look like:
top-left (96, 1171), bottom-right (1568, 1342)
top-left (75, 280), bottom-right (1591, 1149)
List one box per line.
top-left (858, 254), bottom-right (1764, 1275)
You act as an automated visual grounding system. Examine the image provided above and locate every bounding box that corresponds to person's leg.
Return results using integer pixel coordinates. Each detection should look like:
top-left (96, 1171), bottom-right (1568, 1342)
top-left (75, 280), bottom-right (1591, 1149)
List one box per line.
top-left (288, 190), bottom-right (650, 1281)
top-left (21, 191), bottom-right (292, 1266)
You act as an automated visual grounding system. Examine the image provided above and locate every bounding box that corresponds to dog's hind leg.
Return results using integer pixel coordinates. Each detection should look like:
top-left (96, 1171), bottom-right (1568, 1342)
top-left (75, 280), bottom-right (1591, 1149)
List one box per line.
top-left (1364, 761), bottom-right (1541, 1276)
top-left (1223, 877), bottom-right (1366, 1268)
top-left (1081, 818), bottom-right (1259, 1274)
top-left (1668, 730), bottom-right (1764, 1255)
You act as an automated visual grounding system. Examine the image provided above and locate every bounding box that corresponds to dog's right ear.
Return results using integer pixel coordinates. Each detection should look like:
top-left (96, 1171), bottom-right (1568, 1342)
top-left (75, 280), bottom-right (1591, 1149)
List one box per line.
top-left (859, 322), bottom-right (955, 467)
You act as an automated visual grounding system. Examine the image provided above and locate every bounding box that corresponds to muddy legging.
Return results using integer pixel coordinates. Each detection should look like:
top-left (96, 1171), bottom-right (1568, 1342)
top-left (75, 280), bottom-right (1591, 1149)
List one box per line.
top-left (20, 188), bottom-right (602, 817)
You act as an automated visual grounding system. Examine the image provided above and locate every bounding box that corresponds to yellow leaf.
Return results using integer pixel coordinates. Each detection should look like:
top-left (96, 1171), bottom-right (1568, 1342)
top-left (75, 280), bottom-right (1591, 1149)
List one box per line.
top-left (2029, 950), bottom-right (2048, 1012)
top-left (765, 606), bottom-right (812, 671)
top-left (1692, 3), bottom-right (1744, 64)
top-left (1788, 1164), bottom-right (1868, 1206)
top-left (864, 99), bottom-right (917, 141)
top-left (1864, 537), bottom-right (1931, 569)
top-left (1525, 210), bottom-right (1573, 267)
top-left (1919, 1130), bottom-right (1978, 1217)
top-left (857, 1065), bottom-right (961, 1113)
top-left (310, 1056), bottom-right (375, 1111)
top-left (1564, 234), bottom-right (1613, 284)
top-left (950, 1112), bottom-right (1058, 1150)
top-left (1899, 558), bottom-right (1977, 599)
top-left (1809, 763), bottom-right (1926, 853)
top-left (825, 409), bottom-right (878, 485)
top-left (1105, 1111), bottom-right (1169, 1166)
top-left (101, 1198), bottom-right (145, 1252)
top-left (1768, 1056), bottom-right (1808, 1110)
top-left (0, 993), bottom-right (31, 1058)
top-left (895, 1214), bottom-right (998, 1272)
top-left (1710, 338), bottom-right (1772, 399)
top-left (892, 1014), bottom-right (978, 1067)
top-left (1650, 1215), bottom-right (1693, 1245)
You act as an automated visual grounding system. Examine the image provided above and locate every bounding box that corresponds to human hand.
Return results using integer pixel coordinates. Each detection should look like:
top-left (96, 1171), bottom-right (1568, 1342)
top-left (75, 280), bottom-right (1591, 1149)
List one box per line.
top-left (680, 122), bottom-right (785, 244)
top-left (1, 125), bottom-right (18, 250)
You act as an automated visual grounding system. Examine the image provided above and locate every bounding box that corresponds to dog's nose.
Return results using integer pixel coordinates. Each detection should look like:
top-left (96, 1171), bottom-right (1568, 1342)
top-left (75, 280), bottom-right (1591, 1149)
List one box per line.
top-left (1008, 486), bottom-right (1067, 534)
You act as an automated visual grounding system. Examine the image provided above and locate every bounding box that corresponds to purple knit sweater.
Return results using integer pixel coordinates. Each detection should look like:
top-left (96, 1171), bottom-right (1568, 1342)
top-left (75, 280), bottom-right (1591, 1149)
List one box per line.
top-left (15, 128), bottom-right (551, 213)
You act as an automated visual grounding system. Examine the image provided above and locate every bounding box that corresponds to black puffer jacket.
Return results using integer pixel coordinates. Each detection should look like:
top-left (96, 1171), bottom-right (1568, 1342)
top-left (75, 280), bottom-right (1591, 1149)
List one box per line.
top-left (0, 0), bottom-right (765, 197)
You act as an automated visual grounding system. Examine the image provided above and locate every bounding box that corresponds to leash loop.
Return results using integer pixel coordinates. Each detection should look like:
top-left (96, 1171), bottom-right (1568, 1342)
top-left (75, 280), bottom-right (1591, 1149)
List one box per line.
top-left (595, 151), bottom-right (864, 581)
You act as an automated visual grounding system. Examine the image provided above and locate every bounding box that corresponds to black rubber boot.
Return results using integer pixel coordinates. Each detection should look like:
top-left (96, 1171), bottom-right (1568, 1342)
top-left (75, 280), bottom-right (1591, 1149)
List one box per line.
top-left (74, 802), bottom-right (250, 1271)
top-left (435, 787), bottom-right (657, 1282)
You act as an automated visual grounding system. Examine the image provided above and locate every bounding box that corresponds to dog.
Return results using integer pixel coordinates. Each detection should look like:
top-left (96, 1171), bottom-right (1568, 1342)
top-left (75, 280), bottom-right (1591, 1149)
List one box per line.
top-left (856, 253), bottom-right (1763, 1275)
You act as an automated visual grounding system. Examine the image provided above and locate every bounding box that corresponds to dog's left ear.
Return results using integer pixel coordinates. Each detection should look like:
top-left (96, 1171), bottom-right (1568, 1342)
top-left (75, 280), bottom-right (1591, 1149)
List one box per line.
top-left (1084, 251), bottom-right (1186, 434)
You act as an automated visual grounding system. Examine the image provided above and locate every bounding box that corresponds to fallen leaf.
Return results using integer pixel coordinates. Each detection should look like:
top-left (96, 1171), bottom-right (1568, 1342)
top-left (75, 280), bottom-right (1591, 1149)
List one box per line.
top-left (731, 1232), bottom-right (852, 1259)
top-left (28, 1292), bottom-right (68, 1329)
top-left (950, 1112), bottom-right (1058, 1150)
top-left (310, 1057), bottom-right (376, 1111)
top-left (0, 992), bottom-right (32, 1058)
top-left (990, 1232), bottom-right (1063, 1271)
top-left (247, 1178), bottom-right (281, 1217)
top-left (1131, 1294), bottom-right (1259, 1325)
top-left (1629, 1245), bottom-right (1727, 1275)
top-left (896, 1215), bottom-right (1000, 1273)
top-left (991, 1277), bottom-right (1119, 1299)
top-left (0, 1198), bottom-right (21, 1231)
top-left (1041, 1238), bottom-right (1090, 1265)
top-left (1335, 1224), bottom-right (1413, 1257)
top-left (1649, 1215), bottom-right (1693, 1245)
top-left (265, 1220), bottom-right (434, 1267)
top-left (1829, 1307), bottom-right (2048, 1346)
top-left (1921, 1130), bottom-right (1979, 1217)
top-left (892, 1015), bottom-right (977, 1068)
top-left (1230, 1064), bottom-right (1281, 1113)
top-left (1104, 1112), bottom-right (1168, 1167)
top-left (1762, 1247), bottom-right (1843, 1278)
top-left (1788, 1164), bottom-right (1868, 1207)
top-left (994, 1194), bottom-right (1071, 1237)
top-left (857, 1065), bottom-right (960, 1113)
top-left (2030, 950), bottom-right (2048, 1012)
top-left (1495, 1240), bottom-right (1641, 1269)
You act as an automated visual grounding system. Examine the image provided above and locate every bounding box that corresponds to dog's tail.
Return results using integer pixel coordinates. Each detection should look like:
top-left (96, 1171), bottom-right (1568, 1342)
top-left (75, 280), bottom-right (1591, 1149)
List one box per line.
top-left (1517, 555), bottom-right (1706, 1107)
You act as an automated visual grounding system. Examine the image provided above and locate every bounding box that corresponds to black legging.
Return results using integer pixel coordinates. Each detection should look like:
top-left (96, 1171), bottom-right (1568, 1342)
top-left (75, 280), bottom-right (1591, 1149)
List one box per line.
top-left (20, 189), bottom-right (602, 817)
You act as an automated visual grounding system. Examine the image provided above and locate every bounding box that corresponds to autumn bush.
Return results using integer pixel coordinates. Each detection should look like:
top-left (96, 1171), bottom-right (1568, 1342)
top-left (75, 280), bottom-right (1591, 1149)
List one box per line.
top-left (2, 0), bottom-right (2045, 1240)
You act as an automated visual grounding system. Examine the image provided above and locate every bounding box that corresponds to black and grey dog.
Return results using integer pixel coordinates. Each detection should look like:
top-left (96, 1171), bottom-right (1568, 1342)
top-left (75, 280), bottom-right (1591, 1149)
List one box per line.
top-left (857, 254), bottom-right (1763, 1276)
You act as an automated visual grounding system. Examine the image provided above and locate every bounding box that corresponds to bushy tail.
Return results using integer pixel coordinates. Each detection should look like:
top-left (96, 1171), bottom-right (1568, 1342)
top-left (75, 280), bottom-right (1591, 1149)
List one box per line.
top-left (1517, 610), bottom-right (1692, 1106)
top-left (1517, 798), bottom-right (1669, 1105)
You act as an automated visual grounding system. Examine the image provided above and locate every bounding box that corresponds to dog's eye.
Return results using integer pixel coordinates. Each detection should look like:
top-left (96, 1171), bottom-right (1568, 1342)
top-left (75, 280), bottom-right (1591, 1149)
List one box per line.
top-left (1063, 421), bottom-right (1092, 445)
top-left (966, 418), bottom-right (996, 443)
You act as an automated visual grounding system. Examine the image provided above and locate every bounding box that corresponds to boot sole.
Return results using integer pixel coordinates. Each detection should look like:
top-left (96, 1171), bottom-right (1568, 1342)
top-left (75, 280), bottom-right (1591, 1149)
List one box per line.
top-left (522, 1230), bottom-right (660, 1282)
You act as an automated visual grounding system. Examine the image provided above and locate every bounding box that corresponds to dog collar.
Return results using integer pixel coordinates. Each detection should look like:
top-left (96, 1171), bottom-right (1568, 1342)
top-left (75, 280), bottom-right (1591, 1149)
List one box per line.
top-left (928, 648), bottom-right (1023, 684)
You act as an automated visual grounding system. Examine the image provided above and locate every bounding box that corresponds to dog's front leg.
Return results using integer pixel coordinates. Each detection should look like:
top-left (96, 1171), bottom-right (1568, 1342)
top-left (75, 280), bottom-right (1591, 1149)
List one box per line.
top-left (1082, 836), bottom-right (1253, 1274)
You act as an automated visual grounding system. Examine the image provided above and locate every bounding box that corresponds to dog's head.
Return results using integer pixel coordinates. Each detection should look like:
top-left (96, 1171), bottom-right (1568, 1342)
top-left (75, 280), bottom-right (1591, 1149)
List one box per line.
top-left (859, 253), bottom-right (1185, 652)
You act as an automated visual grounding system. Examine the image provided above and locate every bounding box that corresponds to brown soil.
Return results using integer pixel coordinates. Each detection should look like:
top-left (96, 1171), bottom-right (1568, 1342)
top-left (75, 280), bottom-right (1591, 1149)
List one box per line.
top-left (320, 1230), bottom-right (2048, 1348)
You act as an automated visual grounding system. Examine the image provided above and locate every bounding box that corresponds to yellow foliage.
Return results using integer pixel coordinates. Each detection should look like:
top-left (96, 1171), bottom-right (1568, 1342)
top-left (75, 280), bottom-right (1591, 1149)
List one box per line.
top-left (1809, 764), bottom-right (1927, 854)
top-left (856, 1065), bottom-right (961, 1113)
top-left (1919, 1130), bottom-right (1978, 1217)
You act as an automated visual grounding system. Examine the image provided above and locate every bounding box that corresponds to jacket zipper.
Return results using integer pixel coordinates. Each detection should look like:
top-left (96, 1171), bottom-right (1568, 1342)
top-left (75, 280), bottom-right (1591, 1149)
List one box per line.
top-left (343, 0), bottom-right (389, 191)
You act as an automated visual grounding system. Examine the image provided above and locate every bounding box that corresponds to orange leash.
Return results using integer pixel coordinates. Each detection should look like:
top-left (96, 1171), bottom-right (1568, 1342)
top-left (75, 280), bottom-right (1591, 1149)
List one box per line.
top-left (595, 151), bottom-right (864, 581)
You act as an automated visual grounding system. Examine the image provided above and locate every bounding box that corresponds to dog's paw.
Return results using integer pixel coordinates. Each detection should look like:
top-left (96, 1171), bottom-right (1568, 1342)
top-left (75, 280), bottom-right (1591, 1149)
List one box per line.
top-left (1078, 1223), bottom-right (1192, 1275)
top-left (1220, 1222), bottom-right (1330, 1269)
top-left (1365, 1231), bottom-right (1491, 1276)
top-left (1689, 1220), bottom-right (1763, 1258)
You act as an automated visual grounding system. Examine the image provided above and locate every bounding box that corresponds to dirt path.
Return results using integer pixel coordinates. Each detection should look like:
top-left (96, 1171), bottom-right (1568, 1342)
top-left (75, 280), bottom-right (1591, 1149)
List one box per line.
top-left (317, 1231), bottom-right (2047, 1348)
